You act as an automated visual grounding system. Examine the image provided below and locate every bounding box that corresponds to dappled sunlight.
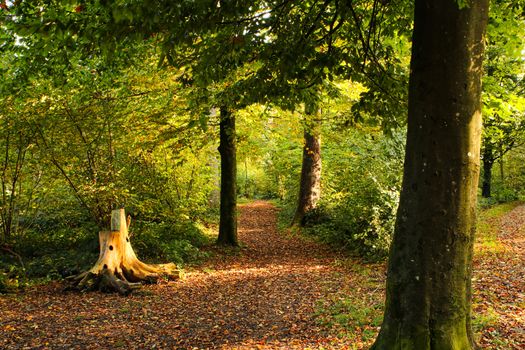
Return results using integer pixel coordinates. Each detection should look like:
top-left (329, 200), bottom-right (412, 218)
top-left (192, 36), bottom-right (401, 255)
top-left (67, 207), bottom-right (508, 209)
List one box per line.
top-left (2, 202), bottom-right (524, 348)
top-left (189, 264), bottom-right (330, 278)
top-left (472, 204), bottom-right (525, 348)
top-left (0, 201), bottom-right (369, 349)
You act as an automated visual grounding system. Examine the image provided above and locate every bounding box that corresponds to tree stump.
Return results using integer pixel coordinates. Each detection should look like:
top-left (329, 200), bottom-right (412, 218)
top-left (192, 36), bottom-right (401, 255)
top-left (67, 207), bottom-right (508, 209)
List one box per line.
top-left (66, 209), bottom-right (179, 295)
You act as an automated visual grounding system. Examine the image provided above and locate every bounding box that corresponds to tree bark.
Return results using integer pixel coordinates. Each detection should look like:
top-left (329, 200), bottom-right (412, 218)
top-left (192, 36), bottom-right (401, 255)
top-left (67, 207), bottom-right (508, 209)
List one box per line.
top-left (292, 103), bottom-right (322, 226)
top-left (482, 142), bottom-right (494, 198)
top-left (217, 107), bottom-right (238, 246)
top-left (498, 144), bottom-right (504, 186)
top-left (371, 1), bottom-right (489, 349)
top-left (66, 209), bottom-right (179, 295)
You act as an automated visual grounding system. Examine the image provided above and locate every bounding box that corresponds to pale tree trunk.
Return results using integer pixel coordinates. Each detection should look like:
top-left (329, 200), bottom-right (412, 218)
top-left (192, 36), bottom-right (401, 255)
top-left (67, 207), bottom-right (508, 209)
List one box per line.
top-left (66, 209), bottom-right (179, 295)
top-left (292, 103), bottom-right (322, 226)
top-left (217, 107), bottom-right (238, 246)
top-left (207, 151), bottom-right (220, 208)
top-left (371, 0), bottom-right (489, 349)
top-left (498, 144), bottom-right (505, 186)
top-left (482, 142), bottom-right (494, 198)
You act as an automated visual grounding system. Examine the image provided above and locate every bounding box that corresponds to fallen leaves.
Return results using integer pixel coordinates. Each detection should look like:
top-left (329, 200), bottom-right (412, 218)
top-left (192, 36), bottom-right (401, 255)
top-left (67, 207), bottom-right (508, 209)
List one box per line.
top-left (0, 200), bottom-right (523, 349)
top-left (0, 201), bottom-right (349, 349)
top-left (473, 203), bottom-right (525, 349)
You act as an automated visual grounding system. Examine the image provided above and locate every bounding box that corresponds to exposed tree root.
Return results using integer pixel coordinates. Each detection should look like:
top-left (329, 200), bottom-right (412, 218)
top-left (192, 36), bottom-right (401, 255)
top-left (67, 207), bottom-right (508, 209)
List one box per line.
top-left (65, 209), bottom-right (179, 295)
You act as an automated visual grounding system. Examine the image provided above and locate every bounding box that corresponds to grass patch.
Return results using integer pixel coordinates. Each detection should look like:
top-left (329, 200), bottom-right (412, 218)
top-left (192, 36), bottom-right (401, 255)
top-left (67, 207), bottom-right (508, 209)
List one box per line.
top-left (475, 201), bottom-right (522, 255)
top-left (315, 262), bottom-right (385, 347)
top-left (472, 306), bottom-right (499, 334)
top-left (313, 201), bottom-right (522, 348)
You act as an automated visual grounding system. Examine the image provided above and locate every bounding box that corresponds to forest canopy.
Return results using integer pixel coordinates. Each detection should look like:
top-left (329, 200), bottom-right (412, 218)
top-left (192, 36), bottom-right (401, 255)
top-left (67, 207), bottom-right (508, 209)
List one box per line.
top-left (0, 1), bottom-right (524, 349)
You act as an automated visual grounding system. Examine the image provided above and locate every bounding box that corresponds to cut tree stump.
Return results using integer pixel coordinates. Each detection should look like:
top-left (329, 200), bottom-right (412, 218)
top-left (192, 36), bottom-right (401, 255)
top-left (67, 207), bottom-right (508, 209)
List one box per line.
top-left (66, 209), bottom-right (179, 295)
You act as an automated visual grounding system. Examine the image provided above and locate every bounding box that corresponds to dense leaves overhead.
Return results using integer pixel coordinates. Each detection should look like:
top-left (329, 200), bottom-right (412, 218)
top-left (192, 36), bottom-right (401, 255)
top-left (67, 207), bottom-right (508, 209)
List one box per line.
top-left (0, 1), bottom-right (524, 348)
top-left (2, 0), bottom-right (412, 119)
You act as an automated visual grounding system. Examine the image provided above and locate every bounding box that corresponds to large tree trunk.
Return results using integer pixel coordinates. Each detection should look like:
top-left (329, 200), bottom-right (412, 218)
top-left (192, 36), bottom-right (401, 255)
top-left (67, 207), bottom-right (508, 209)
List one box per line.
top-left (482, 142), bottom-right (494, 198)
top-left (292, 103), bottom-right (322, 226)
top-left (217, 107), bottom-right (238, 246)
top-left (371, 1), bottom-right (489, 349)
top-left (66, 209), bottom-right (179, 295)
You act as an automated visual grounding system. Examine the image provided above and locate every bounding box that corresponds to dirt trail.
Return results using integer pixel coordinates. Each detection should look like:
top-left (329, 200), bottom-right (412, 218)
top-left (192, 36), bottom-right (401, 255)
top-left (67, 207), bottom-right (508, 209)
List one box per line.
top-left (1, 201), bottom-right (523, 349)
top-left (0, 201), bottom-right (354, 349)
top-left (472, 204), bottom-right (525, 349)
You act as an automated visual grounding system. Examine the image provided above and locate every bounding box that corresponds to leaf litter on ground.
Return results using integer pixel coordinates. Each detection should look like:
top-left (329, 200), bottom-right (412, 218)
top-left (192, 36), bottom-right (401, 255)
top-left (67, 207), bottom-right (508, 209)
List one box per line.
top-left (0, 200), bottom-right (523, 349)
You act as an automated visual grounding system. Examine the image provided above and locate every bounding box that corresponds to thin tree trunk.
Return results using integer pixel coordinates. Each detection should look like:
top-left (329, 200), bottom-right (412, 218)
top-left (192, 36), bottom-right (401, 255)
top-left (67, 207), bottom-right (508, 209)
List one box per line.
top-left (244, 158), bottom-right (248, 197)
top-left (1, 126), bottom-right (11, 241)
top-left (482, 143), bottom-right (494, 198)
top-left (217, 107), bottom-right (238, 246)
top-left (371, 1), bottom-right (488, 349)
top-left (207, 151), bottom-right (220, 207)
top-left (292, 103), bottom-right (322, 226)
top-left (499, 145), bottom-right (504, 186)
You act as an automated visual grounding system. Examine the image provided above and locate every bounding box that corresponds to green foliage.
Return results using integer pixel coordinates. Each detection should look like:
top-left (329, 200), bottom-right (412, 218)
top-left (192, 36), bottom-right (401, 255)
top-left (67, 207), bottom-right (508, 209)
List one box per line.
top-left (0, 266), bottom-right (22, 294)
top-left (236, 104), bottom-right (304, 201)
top-left (304, 168), bottom-right (400, 259)
top-left (480, 0), bottom-right (525, 200)
top-left (456, 0), bottom-right (471, 10)
top-left (480, 147), bottom-right (525, 204)
top-left (305, 119), bottom-right (404, 259)
top-left (504, 148), bottom-right (525, 200)
top-left (1, 205), bottom-right (99, 283)
top-left (0, 37), bottom-right (218, 287)
top-left (132, 220), bottom-right (211, 265)
top-left (269, 121), bottom-right (404, 259)
top-left (492, 186), bottom-right (520, 203)
top-left (305, 189), bottom-right (398, 260)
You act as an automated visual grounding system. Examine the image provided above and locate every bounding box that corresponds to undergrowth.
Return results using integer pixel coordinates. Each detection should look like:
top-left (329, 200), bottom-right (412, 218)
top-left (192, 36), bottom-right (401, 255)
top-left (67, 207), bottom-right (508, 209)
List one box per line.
top-left (475, 201), bottom-right (522, 255)
top-left (0, 217), bottom-right (212, 293)
top-left (311, 201), bottom-right (522, 348)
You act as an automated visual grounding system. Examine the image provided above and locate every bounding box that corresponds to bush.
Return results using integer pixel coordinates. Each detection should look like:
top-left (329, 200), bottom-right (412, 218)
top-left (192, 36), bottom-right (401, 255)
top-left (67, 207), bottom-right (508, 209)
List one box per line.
top-left (304, 176), bottom-right (399, 260)
top-left (132, 220), bottom-right (211, 265)
top-left (0, 214), bottom-right (211, 290)
top-left (280, 129), bottom-right (404, 260)
top-left (0, 267), bottom-right (22, 294)
top-left (9, 222), bottom-right (98, 279)
top-left (492, 187), bottom-right (519, 203)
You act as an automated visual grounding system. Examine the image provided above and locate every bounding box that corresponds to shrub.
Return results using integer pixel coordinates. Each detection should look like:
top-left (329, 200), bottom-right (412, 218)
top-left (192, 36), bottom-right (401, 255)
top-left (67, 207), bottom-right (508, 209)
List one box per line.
top-left (0, 268), bottom-right (21, 293)
top-left (132, 220), bottom-right (211, 265)
top-left (285, 129), bottom-right (404, 260)
top-left (304, 175), bottom-right (399, 260)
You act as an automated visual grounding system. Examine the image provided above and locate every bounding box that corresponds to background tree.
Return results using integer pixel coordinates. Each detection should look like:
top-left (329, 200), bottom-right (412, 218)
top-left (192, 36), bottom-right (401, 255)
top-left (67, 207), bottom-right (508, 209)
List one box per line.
top-left (217, 107), bottom-right (238, 246)
top-left (292, 99), bottom-right (322, 226)
top-left (481, 0), bottom-right (525, 199)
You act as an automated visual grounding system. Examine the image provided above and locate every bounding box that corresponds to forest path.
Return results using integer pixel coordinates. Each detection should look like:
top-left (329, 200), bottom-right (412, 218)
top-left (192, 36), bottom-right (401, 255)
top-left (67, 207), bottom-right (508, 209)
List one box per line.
top-left (472, 203), bottom-right (525, 348)
top-left (2, 201), bottom-right (522, 349)
top-left (0, 200), bottom-right (375, 349)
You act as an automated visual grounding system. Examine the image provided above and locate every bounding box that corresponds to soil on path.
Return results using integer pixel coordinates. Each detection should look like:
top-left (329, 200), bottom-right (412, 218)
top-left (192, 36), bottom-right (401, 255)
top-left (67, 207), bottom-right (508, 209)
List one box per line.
top-left (473, 204), bottom-right (525, 349)
top-left (1, 201), bottom-right (523, 349)
top-left (0, 201), bottom-right (361, 349)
